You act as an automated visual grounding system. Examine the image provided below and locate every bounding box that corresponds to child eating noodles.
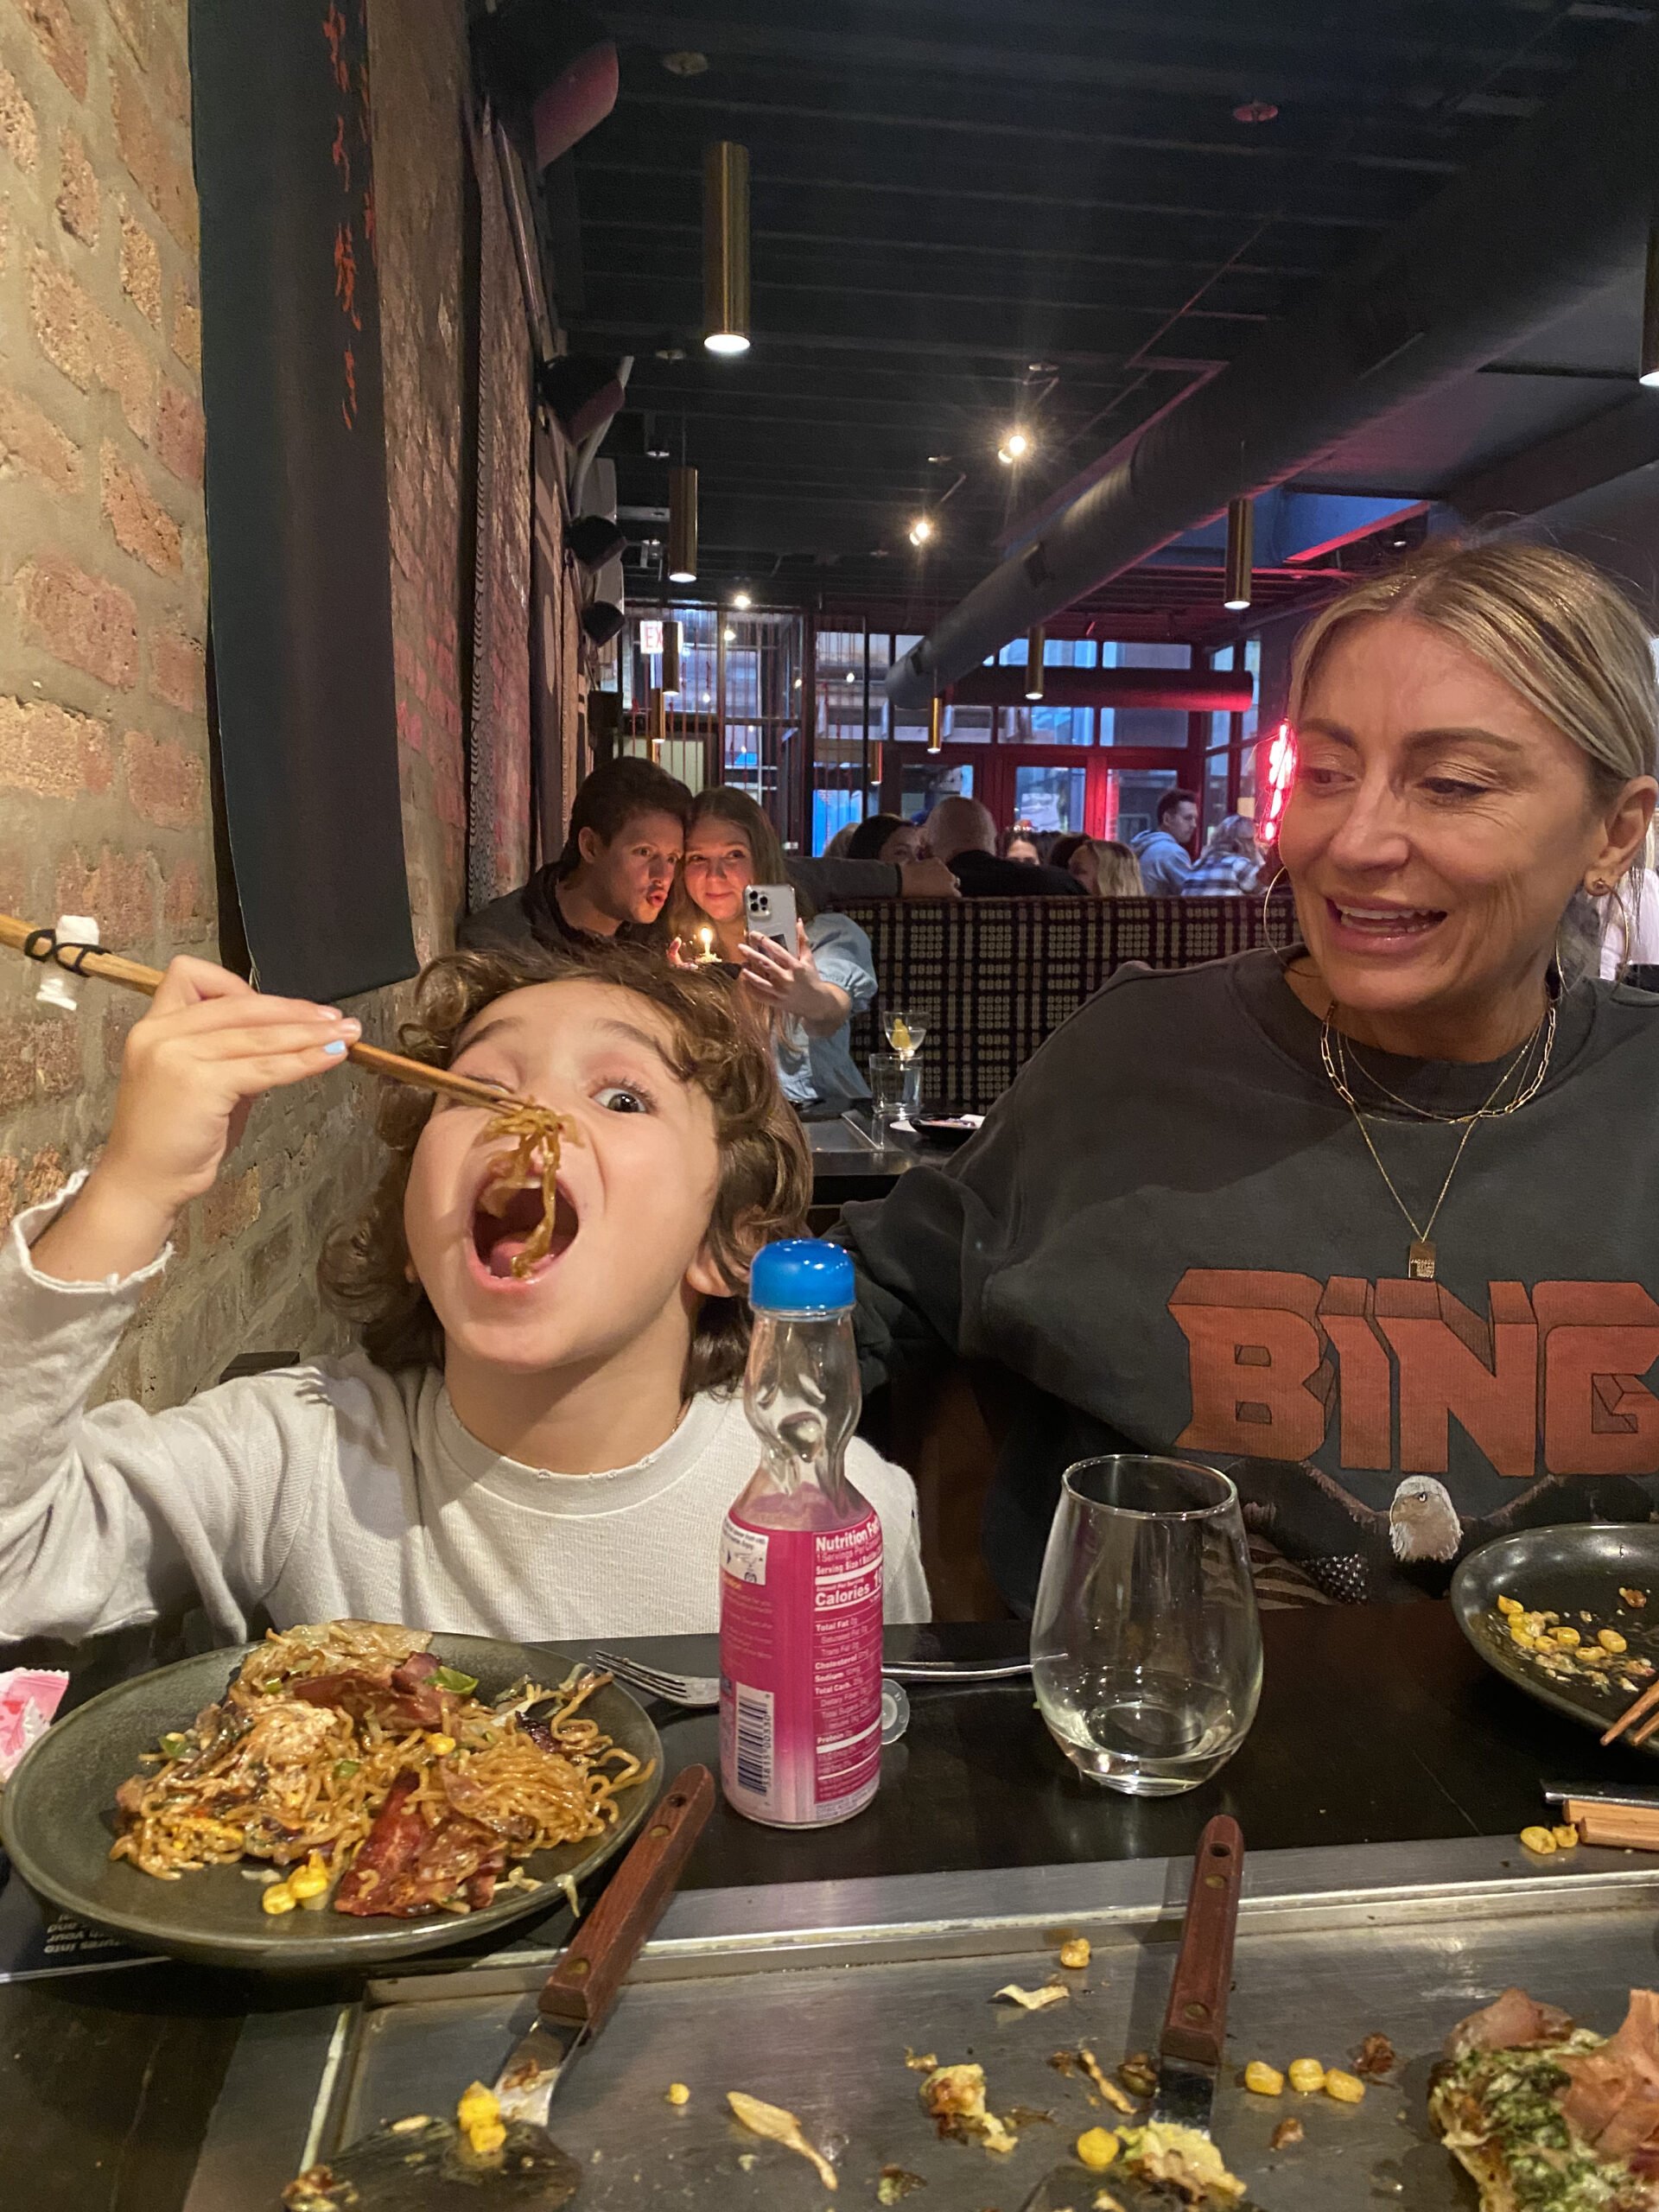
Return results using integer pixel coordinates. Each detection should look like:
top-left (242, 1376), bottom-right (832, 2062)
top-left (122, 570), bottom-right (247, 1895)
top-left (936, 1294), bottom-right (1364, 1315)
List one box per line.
top-left (0, 943), bottom-right (928, 1644)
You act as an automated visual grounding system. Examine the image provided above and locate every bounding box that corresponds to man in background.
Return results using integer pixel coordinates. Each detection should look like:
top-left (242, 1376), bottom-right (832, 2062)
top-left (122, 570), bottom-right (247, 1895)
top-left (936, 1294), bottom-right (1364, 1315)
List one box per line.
top-left (461, 757), bottom-right (690, 950)
top-left (1132, 787), bottom-right (1198, 895)
top-left (923, 796), bottom-right (1084, 897)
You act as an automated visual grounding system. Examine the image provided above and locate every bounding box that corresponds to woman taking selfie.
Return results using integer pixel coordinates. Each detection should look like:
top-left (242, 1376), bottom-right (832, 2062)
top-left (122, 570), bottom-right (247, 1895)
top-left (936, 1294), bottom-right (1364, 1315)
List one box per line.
top-left (671, 786), bottom-right (878, 1119)
top-left (841, 541), bottom-right (1659, 1611)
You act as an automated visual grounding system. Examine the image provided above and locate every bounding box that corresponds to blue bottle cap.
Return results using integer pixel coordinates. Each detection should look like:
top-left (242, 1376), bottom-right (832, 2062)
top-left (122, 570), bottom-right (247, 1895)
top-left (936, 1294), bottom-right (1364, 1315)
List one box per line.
top-left (748, 1237), bottom-right (855, 1315)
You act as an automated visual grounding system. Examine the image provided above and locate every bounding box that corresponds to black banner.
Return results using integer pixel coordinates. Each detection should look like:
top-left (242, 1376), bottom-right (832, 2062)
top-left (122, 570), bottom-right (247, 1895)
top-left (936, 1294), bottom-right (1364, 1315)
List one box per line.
top-left (190, 0), bottom-right (415, 1001)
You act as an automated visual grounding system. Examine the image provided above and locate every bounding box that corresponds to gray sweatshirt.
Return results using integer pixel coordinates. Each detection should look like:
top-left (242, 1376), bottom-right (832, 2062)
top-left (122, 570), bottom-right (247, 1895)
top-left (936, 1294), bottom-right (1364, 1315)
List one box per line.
top-left (0, 1180), bottom-right (928, 1645)
top-left (842, 950), bottom-right (1659, 1611)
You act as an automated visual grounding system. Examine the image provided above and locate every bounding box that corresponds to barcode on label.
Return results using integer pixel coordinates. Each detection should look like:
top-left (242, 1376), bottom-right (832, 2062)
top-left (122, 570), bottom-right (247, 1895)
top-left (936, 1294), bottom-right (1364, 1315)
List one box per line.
top-left (734, 1683), bottom-right (773, 1798)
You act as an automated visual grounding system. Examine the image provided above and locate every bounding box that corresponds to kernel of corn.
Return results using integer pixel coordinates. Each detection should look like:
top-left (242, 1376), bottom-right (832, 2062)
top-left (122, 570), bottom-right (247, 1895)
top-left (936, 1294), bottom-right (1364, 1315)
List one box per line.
top-left (467, 2121), bottom-right (506, 2158)
top-left (1059, 1937), bottom-right (1092, 1969)
top-left (1244, 2062), bottom-right (1285, 2096)
top-left (1551, 1627), bottom-right (1581, 1647)
top-left (666, 2083), bottom-right (690, 2106)
top-left (1599, 1630), bottom-right (1628, 1654)
top-left (287, 1854), bottom-right (329, 1901)
top-left (1324, 2069), bottom-right (1365, 2105)
top-left (1520, 1825), bottom-right (1558, 1854)
top-left (1076, 2127), bottom-right (1119, 2171)
top-left (456, 2084), bottom-right (500, 2135)
top-left (1553, 1824), bottom-right (1580, 1851)
top-left (260, 1882), bottom-right (296, 1915)
top-left (1497, 1595), bottom-right (1522, 1616)
top-left (1287, 2060), bottom-right (1325, 2094)
top-left (426, 1733), bottom-right (457, 1756)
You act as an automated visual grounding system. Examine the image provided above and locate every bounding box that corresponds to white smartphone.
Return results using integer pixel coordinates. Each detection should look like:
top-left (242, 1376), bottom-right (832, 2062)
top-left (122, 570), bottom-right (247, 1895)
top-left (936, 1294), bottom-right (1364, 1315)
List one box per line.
top-left (744, 882), bottom-right (798, 952)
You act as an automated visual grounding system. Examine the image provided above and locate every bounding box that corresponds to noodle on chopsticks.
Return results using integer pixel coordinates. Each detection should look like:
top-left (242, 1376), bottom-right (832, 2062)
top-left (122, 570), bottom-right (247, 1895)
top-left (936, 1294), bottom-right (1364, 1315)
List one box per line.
top-left (109, 1620), bottom-right (650, 1917)
top-left (476, 1101), bottom-right (578, 1279)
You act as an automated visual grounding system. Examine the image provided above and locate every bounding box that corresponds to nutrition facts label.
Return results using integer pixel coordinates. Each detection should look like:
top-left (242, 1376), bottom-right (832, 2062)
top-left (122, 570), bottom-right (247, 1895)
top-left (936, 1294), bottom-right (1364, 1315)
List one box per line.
top-left (811, 1516), bottom-right (883, 1807)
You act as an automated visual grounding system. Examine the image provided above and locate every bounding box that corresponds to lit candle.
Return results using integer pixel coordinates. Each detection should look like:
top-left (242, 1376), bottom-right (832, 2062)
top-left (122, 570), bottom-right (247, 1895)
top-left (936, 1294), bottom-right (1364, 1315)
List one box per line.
top-left (698, 925), bottom-right (716, 963)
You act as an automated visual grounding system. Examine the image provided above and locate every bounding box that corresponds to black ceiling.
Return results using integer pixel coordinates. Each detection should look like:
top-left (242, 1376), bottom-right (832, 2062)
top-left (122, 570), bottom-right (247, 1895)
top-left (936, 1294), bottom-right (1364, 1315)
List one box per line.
top-left (554, 0), bottom-right (1656, 620)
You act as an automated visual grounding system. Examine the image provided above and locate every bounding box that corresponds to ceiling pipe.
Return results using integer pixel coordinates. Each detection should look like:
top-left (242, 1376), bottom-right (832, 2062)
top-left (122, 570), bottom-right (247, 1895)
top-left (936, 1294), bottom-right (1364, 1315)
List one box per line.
top-left (950, 666), bottom-right (1252, 713)
top-left (887, 22), bottom-right (1659, 708)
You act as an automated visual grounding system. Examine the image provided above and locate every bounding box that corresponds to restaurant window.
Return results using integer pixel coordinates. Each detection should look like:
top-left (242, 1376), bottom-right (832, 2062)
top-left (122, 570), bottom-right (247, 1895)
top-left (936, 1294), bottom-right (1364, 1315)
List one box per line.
top-left (1101, 641), bottom-right (1190, 749)
top-left (997, 635), bottom-right (1093, 746)
top-left (1014, 764), bottom-right (1088, 835)
top-left (812, 625), bottom-right (881, 849)
top-left (898, 760), bottom-right (974, 817)
top-left (1103, 766), bottom-right (1178, 844)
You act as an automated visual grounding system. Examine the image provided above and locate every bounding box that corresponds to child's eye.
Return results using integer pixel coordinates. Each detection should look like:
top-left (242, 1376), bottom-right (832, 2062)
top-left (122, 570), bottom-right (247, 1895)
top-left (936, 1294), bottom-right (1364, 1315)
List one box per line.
top-left (594, 1084), bottom-right (653, 1115)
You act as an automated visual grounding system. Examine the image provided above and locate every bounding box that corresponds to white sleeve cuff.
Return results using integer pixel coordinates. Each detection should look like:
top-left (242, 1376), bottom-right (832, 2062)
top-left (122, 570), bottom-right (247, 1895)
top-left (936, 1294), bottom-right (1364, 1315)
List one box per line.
top-left (9, 1168), bottom-right (174, 1295)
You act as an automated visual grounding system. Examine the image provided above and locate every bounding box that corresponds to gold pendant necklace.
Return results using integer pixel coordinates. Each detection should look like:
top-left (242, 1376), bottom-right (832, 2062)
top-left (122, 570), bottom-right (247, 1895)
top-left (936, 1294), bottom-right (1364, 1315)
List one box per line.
top-left (1319, 1005), bottom-right (1552, 1281)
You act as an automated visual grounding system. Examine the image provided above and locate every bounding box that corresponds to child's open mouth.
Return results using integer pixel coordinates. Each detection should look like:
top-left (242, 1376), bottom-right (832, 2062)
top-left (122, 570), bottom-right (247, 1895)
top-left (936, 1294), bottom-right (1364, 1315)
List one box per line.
top-left (470, 1178), bottom-right (579, 1282)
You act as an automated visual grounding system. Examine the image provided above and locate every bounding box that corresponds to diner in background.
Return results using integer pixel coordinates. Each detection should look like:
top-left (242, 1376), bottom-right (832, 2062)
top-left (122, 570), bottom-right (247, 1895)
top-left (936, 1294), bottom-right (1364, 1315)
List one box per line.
top-left (671, 786), bottom-right (879, 1120)
top-left (924, 795), bottom-right (1085, 897)
top-left (845, 811), bottom-right (921, 867)
top-left (998, 826), bottom-right (1043, 866)
top-left (840, 542), bottom-right (1659, 1615)
top-left (460, 756), bottom-right (690, 952)
top-left (1050, 834), bottom-right (1145, 896)
top-left (1185, 812), bottom-right (1263, 895)
top-left (1132, 786), bottom-right (1200, 893)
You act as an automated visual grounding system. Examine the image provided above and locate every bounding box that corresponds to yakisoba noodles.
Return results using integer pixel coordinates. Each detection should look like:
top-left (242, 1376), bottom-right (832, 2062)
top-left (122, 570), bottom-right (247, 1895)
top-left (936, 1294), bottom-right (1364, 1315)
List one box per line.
top-left (476, 1099), bottom-right (577, 1279)
top-left (111, 1620), bottom-right (651, 1919)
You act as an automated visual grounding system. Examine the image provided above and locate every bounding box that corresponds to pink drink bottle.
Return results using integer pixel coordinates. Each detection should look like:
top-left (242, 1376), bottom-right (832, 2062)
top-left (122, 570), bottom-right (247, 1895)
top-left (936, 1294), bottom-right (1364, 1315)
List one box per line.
top-left (719, 1239), bottom-right (884, 1827)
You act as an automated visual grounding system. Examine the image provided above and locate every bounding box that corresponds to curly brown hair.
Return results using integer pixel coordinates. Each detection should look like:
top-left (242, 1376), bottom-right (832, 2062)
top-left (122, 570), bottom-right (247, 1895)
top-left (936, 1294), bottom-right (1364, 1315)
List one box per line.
top-left (319, 938), bottom-right (812, 1396)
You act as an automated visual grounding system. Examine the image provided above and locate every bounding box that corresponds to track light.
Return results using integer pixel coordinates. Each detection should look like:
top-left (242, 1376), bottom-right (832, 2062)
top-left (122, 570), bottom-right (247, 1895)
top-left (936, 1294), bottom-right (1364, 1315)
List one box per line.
top-left (927, 696), bottom-right (943, 754)
top-left (660, 619), bottom-right (682, 696)
top-left (702, 142), bottom-right (750, 356)
top-left (1643, 224), bottom-right (1659, 389)
top-left (667, 465), bottom-right (698, 583)
top-left (1224, 495), bottom-right (1254, 612)
top-left (1025, 623), bottom-right (1046, 701)
top-left (908, 515), bottom-right (934, 546)
top-left (732, 588), bottom-right (752, 609)
top-left (997, 429), bottom-right (1031, 467)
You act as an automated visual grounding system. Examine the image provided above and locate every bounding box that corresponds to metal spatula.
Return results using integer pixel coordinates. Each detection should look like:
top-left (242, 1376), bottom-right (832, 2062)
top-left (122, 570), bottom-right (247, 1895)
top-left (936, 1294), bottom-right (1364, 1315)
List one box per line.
top-left (1019, 1814), bottom-right (1254, 2210)
top-left (280, 1764), bottom-right (715, 2210)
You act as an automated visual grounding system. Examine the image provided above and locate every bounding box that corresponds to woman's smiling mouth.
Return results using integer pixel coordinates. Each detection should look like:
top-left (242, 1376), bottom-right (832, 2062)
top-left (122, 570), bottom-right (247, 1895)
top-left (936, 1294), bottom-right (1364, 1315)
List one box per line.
top-left (1325, 897), bottom-right (1446, 944)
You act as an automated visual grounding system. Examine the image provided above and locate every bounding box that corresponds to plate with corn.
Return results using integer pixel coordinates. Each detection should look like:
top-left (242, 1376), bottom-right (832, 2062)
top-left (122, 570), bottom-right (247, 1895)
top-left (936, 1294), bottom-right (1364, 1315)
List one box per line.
top-left (1451, 1523), bottom-right (1659, 1753)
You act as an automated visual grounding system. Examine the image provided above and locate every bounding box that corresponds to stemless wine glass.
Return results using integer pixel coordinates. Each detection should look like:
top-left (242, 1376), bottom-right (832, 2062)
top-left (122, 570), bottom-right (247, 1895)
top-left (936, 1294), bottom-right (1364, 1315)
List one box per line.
top-left (1032, 1455), bottom-right (1262, 1796)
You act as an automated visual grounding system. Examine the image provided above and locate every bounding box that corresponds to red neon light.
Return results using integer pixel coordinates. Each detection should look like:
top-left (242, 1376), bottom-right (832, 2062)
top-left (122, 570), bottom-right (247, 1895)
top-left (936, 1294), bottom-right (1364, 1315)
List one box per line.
top-left (1257, 721), bottom-right (1296, 847)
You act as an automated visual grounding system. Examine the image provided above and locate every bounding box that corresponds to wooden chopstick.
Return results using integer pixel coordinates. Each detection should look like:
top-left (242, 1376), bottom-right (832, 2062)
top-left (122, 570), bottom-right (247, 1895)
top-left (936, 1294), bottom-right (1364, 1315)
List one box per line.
top-left (1567, 1799), bottom-right (1659, 1852)
top-left (0, 912), bottom-right (518, 1114)
top-left (1600, 1676), bottom-right (1659, 1748)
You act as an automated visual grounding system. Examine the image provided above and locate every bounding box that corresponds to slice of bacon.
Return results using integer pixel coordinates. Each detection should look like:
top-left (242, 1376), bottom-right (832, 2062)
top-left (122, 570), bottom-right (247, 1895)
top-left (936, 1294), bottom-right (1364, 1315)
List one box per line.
top-left (289, 1658), bottom-right (445, 1735)
top-left (334, 1771), bottom-right (425, 1915)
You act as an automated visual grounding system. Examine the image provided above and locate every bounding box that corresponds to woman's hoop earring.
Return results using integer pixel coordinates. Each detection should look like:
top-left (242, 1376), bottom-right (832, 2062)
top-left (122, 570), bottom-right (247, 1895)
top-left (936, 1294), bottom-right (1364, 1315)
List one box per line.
top-left (1259, 866), bottom-right (1293, 964)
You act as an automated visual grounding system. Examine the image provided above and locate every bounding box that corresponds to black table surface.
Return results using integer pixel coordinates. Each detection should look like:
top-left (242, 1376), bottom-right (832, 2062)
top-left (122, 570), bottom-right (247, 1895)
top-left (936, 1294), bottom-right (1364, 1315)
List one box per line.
top-left (10, 1601), bottom-right (1659, 2212)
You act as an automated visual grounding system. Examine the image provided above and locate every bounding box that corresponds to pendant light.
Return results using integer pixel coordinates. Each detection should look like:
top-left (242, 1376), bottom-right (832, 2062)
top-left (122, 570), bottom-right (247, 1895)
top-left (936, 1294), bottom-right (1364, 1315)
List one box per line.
top-left (660, 619), bottom-right (682, 696)
top-left (647, 685), bottom-right (666, 760)
top-left (702, 142), bottom-right (750, 356)
top-left (1224, 495), bottom-right (1254, 613)
top-left (927, 694), bottom-right (944, 754)
top-left (1025, 623), bottom-right (1046, 702)
top-left (667, 465), bottom-right (698, 583)
top-left (1643, 222), bottom-right (1659, 387)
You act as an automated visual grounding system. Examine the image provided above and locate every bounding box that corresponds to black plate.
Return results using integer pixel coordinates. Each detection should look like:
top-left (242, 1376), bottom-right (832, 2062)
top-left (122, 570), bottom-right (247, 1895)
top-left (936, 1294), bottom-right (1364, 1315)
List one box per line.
top-left (0, 1633), bottom-right (661, 1972)
top-left (913, 1111), bottom-right (983, 1150)
top-left (1450, 1524), bottom-right (1659, 1751)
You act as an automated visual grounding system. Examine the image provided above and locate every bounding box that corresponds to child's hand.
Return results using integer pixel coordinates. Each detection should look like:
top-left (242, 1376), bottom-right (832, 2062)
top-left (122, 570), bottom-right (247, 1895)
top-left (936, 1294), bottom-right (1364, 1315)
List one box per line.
top-left (29, 957), bottom-right (359, 1283)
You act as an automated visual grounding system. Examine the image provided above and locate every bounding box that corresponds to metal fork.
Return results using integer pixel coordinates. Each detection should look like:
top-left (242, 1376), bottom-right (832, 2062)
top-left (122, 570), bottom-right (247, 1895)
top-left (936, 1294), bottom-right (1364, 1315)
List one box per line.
top-left (588, 1648), bottom-right (1031, 1715)
top-left (588, 1649), bottom-right (911, 1741)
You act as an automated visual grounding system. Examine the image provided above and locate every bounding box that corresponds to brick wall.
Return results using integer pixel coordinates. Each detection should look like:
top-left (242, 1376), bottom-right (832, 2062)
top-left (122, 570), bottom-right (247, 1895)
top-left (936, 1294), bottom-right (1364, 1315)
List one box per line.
top-left (0, 0), bottom-right (568, 1410)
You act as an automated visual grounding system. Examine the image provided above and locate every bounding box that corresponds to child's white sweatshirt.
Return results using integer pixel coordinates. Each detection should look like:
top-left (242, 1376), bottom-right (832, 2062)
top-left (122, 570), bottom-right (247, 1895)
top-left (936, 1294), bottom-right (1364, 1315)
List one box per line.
top-left (0, 1180), bottom-right (929, 1644)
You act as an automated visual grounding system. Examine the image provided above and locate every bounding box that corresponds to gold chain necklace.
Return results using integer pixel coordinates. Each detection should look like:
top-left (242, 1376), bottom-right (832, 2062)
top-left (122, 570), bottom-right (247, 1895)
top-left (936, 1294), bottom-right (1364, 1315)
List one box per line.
top-left (1325, 1001), bottom-right (1556, 1126)
top-left (1318, 1005), bottom-right (1554, 1281)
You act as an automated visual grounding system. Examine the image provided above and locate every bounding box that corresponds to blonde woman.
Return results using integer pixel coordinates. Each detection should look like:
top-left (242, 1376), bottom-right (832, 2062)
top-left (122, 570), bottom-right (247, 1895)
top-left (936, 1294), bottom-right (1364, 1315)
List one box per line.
top-left (671, 786), bottom-right (878, 1118)
top-left (842, 542), bottom-right (1659, 1613)
top-left (1052, 835), bottom-right (1145, 896)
